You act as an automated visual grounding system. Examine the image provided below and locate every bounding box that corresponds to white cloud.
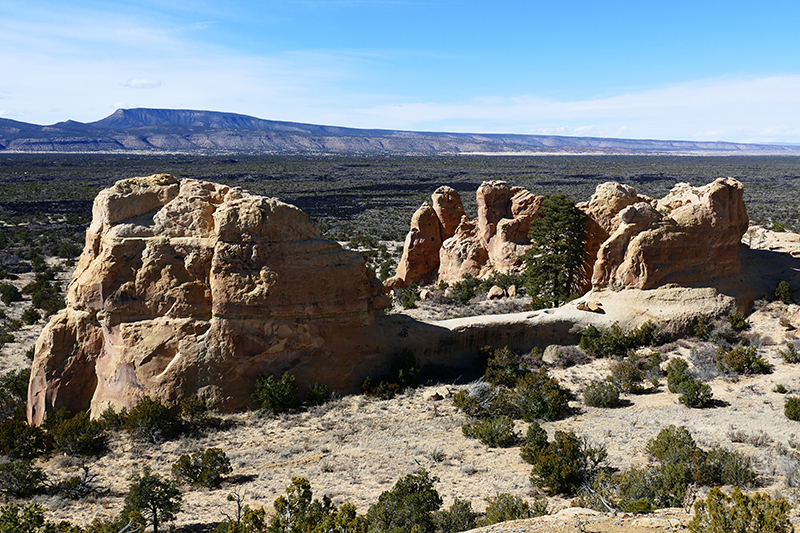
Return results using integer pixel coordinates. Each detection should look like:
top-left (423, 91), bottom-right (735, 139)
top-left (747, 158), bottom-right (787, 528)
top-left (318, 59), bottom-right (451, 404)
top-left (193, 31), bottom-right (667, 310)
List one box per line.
top-left (122, 79), bottom-right (164, 89)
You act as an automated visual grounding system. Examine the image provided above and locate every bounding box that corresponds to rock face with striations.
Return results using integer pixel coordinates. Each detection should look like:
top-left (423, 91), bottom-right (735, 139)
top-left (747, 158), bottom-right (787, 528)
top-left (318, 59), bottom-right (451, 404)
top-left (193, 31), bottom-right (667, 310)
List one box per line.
top-left (28, 175), bottom-right (391, 424)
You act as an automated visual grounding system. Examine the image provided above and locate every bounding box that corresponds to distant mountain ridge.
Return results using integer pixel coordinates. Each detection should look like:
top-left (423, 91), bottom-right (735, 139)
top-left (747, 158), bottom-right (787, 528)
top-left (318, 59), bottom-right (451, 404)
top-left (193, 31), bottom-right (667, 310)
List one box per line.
top-left (1, 107), bottom-right (799, 155)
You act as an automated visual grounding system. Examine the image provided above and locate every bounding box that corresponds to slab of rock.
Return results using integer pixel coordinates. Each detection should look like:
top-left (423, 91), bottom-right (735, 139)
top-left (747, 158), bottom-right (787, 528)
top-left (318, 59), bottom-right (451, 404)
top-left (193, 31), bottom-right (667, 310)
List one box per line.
top-left (28, 175), bottom-right (391, 424)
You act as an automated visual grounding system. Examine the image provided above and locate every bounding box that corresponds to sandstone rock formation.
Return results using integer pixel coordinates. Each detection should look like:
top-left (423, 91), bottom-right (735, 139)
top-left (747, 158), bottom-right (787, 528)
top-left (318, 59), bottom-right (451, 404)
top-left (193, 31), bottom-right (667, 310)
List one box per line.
top-left (390, 177), bottom-right (749, 296)
top-left (28, 175), bottom-right (391, 424)
top-left (387, 181), bottom-right (543, 288)
top-left (591, 178), bottom-right (748, 290)
top-left (576, 182), bottom-right (652, 289)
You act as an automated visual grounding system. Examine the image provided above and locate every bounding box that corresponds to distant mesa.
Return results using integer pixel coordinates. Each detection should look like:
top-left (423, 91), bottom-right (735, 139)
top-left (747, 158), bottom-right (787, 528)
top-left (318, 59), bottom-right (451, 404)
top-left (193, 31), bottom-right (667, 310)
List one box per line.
top-left (3, 107), bottom-right (800, 155)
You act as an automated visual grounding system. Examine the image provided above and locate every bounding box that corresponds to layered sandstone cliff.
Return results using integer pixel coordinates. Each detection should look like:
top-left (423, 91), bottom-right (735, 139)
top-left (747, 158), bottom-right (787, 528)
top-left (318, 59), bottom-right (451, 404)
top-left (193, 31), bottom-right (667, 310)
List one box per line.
top-left (28, 175), bottom-right (390, 424)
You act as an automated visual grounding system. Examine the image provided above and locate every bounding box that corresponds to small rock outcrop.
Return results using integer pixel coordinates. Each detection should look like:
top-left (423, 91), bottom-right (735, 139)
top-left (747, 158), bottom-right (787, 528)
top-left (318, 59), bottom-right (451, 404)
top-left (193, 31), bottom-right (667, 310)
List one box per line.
top-left (591, 178), bottom-right (748, 290)
top-left (387, 182), bottom-right (543, 288)
top-left (28, 175), bottom-right (391, 424)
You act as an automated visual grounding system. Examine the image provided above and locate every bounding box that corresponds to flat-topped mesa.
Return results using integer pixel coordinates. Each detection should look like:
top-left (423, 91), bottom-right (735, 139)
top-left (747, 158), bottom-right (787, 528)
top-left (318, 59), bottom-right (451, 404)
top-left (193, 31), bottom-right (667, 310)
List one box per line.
top-left (28, 175), bottom-right (390, 425)
top-left (386, 182), bottom-right (543, 288)
top-left (590, 177), bottom-right (749, 290)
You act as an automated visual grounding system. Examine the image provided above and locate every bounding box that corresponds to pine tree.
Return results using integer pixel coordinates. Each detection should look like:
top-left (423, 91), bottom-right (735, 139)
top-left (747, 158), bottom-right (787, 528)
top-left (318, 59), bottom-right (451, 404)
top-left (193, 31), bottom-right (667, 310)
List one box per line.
top-left (522, 194), bottom-right (587, 307)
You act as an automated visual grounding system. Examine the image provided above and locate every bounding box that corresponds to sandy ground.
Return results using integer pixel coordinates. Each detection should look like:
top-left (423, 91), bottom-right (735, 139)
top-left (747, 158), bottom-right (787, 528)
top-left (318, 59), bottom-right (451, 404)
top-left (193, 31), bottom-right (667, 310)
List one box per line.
top-left (2, 300), bottom-right (798, 532)
top-left (5, 256), bottom-right (800, 531)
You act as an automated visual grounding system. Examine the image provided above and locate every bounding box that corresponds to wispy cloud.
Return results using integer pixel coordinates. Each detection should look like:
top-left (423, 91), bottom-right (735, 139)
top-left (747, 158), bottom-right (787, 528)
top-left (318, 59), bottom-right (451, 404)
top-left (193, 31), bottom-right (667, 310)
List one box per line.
top-left (122, 79), bottom-right (164, 89)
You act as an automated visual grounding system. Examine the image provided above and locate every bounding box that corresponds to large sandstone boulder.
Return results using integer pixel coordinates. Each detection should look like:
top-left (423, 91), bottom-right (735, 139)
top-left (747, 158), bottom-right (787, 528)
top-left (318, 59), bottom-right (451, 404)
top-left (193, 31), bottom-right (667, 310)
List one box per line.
top-left (28, 175), bottom-right (391, 424)
top-left (591, 178), bottom-right (748, 290)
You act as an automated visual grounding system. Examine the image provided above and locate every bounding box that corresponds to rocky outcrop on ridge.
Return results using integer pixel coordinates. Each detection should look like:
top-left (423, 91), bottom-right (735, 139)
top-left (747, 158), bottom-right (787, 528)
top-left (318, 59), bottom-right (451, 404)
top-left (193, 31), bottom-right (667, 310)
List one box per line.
top-left (389, 177), bottom-right (749, 294)
top-left (28, 175), bottom-right (391, 424)
top-left (386, 182), bottom-right (543, 288)
top-left (591, 178), bottom-right (748, 290)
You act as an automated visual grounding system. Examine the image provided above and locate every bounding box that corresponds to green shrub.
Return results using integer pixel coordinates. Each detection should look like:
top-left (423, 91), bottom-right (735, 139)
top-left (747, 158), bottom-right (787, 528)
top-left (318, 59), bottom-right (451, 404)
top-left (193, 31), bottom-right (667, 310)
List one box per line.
top-left (514, 368), bottom-right (569, 422)
top-left (0, 502), bottom-right (64, 533)
top-left (726, 312), bottom-right (750, 332)
top-left (125, 396), bottom-right (181, 442)
top-left (362, 348), bottom-right (421, 400)
top-left (0, 368), bottom-right (31, 421)
top-left (646, 425), bottom-right (697, 464)
top-left (676, 377), bottom-right (714, 408)
top-left (483, 346), bottom-right (529, 388)
top-left (179, 394), bottom-right (210, 432)
top-left (0, 284), bottom-right (21, 306)
top-left (785, 397), bottom-right (800, 421)
top-left (779, 343), bottom-right (800, 364)
top-left (579, 321), bottom-right (664, 358)
top-left (0, 460), bottom-right (46, 497)
top-left (776, 384), bottom-right (788, 394)
top-left (305, 382), bottom-right (332, 406)
top-left (253, 372), bottom-right (300, 413)
top-left (20, 307), bottom-right (40, 325)
top-left (609, 358), bottom-right (644, 393)
top-left (693, 314), bottom-right (713, 340)
top-left (689, 487), bottom-right (792, 533)
top-left (366, 469), bottom-right (442, 533)
top-left (98, 405), bottom-right (128, 431)
top-left (0, 419), bottom-right (49, 459)
top-left (452, 381), bottom-right (517, 420)
top-left (397, 284), bottom-right (420, 309)
top-left (705, 448), bottom-right (755, 487)
top-left (461, 416), bottom-right (517, 448)
top-left (666, 358), bottom-right (691, 393)
top-left (172, 448), bottom-right (232, 488)
top-left (56, 465), bottom-right (100, 500)
top-left (433, 498), bottom-right (476, 533)
top-left (452, 274), bottom-right (480, 304)
top-left (211, 492), bottom-right (267, 533)
top-left (776, 281), bottom-right (793, 304)
top-left (50, 411), bottom-right (108, 456)
top-left (715, 344), bottom-right (770, 375)
top-left (583, 381), bottom-right (620, 408)
top-left (520, 422), bottom-right (549, 464)
top-left (529, 431), bottom-right (606, 496)
top-left (478, 493), bottom-right (545, 526)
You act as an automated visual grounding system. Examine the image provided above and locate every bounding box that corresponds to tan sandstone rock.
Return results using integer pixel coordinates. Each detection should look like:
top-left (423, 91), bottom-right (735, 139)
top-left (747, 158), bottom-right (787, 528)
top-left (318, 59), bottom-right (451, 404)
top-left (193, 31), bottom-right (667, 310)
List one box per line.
top-left (387, 202), bottom-right (443, 289)
top-left (431, 186), bottom-right (465, 240)
top-left (394, 181), bottom-right (543, 286)
top-left (592, 178), bottom-right (748, 290)
top-left (28, 175), bottom-right (391, 424)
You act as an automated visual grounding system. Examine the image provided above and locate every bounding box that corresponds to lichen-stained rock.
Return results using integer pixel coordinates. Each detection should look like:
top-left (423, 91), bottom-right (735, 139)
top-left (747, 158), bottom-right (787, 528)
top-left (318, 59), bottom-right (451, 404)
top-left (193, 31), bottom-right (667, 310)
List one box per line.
top-left (591, 178), bottom-right (749, 290)
top-left (28, 174), bottom-right (391, 424)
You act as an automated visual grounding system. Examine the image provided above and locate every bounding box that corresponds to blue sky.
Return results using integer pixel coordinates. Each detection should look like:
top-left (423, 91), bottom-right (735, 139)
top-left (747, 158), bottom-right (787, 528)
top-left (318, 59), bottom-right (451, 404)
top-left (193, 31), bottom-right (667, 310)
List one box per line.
top-left (2, 0), bottom-right (800, 143)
